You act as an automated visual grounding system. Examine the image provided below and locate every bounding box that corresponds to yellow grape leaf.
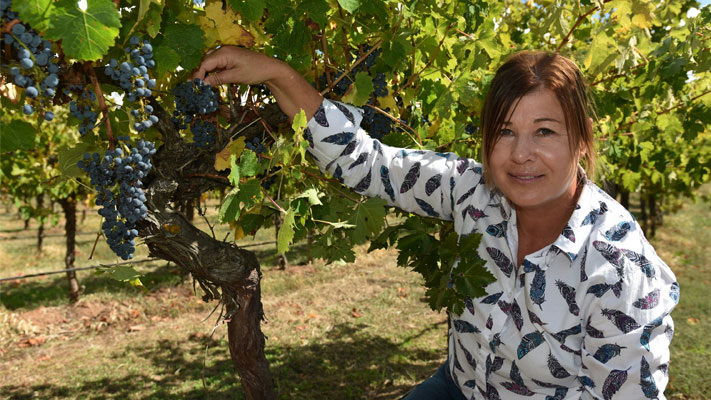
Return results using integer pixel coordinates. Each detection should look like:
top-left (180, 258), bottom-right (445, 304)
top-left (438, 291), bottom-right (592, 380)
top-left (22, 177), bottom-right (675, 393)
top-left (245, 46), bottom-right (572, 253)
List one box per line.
top-left (202, 2), bottom-right (254, 48)
top-left (247, 21), bottom-right (271, 46)
top-left (378, 93), bottom-right (398, 112)
top-left (215, 137), bottom-right (246, 171)
top-left (198, 15), bottom-right (221, 48)
top-left (630, 1), bottom-right (653, 29)
top-left (232, 224), bottom-right (246, 241)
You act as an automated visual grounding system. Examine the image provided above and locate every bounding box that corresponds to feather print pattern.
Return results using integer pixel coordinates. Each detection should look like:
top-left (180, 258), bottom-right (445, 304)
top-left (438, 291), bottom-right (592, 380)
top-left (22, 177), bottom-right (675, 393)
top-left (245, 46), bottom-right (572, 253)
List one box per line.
top-left (640, 356), bottom-right (659, 399)
top-left (454, 319), bottom-right (480, 334)
top-left (321, 131), bottom-right (354, 145)
top-left (303, 128), bottom-right (314, 148)
top-left (670, 281), bottom-right (680, 303)
top-left (602, 369), bottom-right (628, 400)
top-left (546, 387), bottom-right (569, 400)
top-left (463, 205), bottom-right (488, 221)
top-left (593, 344), bottom-right (625, 363)
top-left (333, 164), bottom-right (343, 181)
top-left (502, 361), bottom-right (536, 396)
top-left (348, 152), bottom-right (369, 170)
top-left (372, 140), bottom-right (384, 156)
top-left (517, 331), bottom-right (545, 359)
top-left (379, 166), bottom-right (395, 202)
top-left (586, 315), bottom-right (605, 338)
top-left (562, 224), bottom-right (576, 242)
top-left (602, 308), bottom-right (641, 333)
top-left (547, 353), bottom-right (571, 378)
top-left (333, 101), bottom-right (355, 124)
top-left (424, 174), bottom-right (442, 196)
top-left (457, 158), bottom-right (469, 174)
top-left (313, 104), bottom-right (328, 127)
top-left (530, 269), bottom-right (547, 310)
top-left (339, 140), bottom-right (358, 157)
top-left (604, 221), bottom-right (632, 241)
top-left (486, 314), bottom-right (493, 329)
top-left (528, 310), bottom-right (547, 326)
top-left (497, 299), bottom-right (524, 330)
top-left (489, 333), bottom-right (502, 353)
top-left (580, 248), bottom-right (589, 282)
top-left (481, 292), bottom-right (503, 304)
top-left (622, 249), bottom-right (655, 278)
top-left (399, 162), bottom-right (421, 193)
top-left (664, 325), bottom-right (674, 341)
top-left (578, 375), bottom-right (596, 389)
top-left (552, 324), bottom-right (581, 343)
top-left (555, 280), bottom-right (580, 316)
top-left (486, 221), bottom-right (507, 238)
top-left (641, 315), bottom-right (664, 351)
top-left (457, 185), bottom-right (477, 205)
top-left (633, 288), bottom-right (661, 309)
top-left (487, 247), bottom-right (514, 277)
top-left (486, 382), bottom-right (501, 400)
top-left (415, 197), bottom-right (439, 217)
top-left (464, 296), bottom-right (476, 316)
top-left (593, 240), bottom-right (626, 278)
top-left (353, 169), bottom-right (371, 193)
top-left (458, 339), bottom-right (477, 370)
top-left (582, 201), bottom-right (608, 226)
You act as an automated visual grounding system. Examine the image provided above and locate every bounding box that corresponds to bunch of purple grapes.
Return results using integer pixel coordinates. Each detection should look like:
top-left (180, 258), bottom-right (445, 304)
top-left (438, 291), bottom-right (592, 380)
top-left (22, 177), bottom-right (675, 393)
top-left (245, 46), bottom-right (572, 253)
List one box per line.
top-left (65, 85), bottom-right (100, 135)
top-left (172, 78), bottom-right (219, 147)
top-left (1, 0), bottom-right (60, 120)
top-left (104, 36), bottom-right (157, 133)
top-left (77, 137), bottom-right (156, 260)
top-left (245, 136), bottom-right (267, 154)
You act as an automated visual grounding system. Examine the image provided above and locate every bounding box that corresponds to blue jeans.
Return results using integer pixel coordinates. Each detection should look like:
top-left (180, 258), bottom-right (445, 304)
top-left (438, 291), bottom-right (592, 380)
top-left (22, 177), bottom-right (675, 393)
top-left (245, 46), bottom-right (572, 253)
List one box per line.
top-left (401, 361), bottom-right (467, 400)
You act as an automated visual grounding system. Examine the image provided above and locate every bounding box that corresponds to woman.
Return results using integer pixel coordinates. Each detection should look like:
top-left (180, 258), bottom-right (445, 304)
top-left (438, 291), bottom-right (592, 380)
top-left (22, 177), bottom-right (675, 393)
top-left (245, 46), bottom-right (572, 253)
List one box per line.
top-left (194, 47), bottom-right (678, 399)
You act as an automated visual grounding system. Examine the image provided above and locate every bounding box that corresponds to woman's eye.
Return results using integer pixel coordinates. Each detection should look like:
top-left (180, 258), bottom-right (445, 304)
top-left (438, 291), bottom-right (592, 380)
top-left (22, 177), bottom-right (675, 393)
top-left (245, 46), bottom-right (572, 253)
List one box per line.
top-left (538, 128), bottom-right (555, 136)
top-left (500, 128), bottom-right (513, 136)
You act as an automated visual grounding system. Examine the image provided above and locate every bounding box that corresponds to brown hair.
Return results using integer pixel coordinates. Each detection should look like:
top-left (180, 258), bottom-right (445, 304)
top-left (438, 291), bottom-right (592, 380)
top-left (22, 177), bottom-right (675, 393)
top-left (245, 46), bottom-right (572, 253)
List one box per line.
top-left (480, 51), bottom-right (596, 185)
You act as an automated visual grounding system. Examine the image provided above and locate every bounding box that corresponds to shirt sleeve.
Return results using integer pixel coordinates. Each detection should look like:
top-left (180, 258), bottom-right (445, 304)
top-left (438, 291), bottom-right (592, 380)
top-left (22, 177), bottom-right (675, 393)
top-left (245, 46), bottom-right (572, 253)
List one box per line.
top-left (305, 99), bottom-right (484, 221)
top-left (578, 230), bottom-right (678, 400)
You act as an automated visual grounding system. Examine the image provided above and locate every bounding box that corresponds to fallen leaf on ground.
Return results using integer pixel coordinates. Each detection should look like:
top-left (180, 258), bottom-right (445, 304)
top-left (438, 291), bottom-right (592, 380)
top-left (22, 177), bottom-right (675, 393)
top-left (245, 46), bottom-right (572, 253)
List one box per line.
top-left (351, 307), bottom-right (362, 318)
top-left (128, 325), bottom-right (145, 332)
top-left (37, 354), bottom-right (51, 362)
top-left (687, 317), bottom-right (699, 325)
top-left (18, 336), bottom-right (46, 348)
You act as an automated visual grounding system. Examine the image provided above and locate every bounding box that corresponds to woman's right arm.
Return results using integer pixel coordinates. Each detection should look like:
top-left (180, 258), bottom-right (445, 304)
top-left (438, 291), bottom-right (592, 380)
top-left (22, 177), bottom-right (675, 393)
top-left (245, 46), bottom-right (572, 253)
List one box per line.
top-left (194, 47), bottom-right (484, 221)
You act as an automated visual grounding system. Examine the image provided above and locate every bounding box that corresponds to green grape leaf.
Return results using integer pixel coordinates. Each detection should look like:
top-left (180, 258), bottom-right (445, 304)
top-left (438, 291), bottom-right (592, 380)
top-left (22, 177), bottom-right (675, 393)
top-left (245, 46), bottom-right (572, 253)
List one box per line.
top-left (239, 150), bottom-right (260, 177)
top-left (239, 213), bottom-right (266, 235)
top-left (277, 207), bottom-right (296, 254)
top-left (219, 188), bottom-right (241, 223)
top-left (0, 120), bottom-right (36, 153)
top-left (58, 142), bottom-right (100, 178)
top-left (348, 197), bottom-right (387, 243)
top-left (236, 179), bottom-right (262, 209)
top-left (337, 0), bottom-right (360, 13)
top-left (228, 0), bottom-right (265, 22)
top-left (299, 0), bottom-right (330, 28)
top-left (152, 45), bottom-right (180, 78)
top-left (311, 232), bottom-right (356, 263)
top-left (297, 188), bottom-right (322, 206)
top-left (353, 71), bottom-right (375, 106)
top-left (106, 265), bottom-right (143, 282)
top-left (12, 0), bottom-right (56, 32)
top-left (46, 0), bottom-right (121, 61)
top-left (228, 154), bottom-right (241, 186)
top-left (160, 22), bottom-right (205, 71)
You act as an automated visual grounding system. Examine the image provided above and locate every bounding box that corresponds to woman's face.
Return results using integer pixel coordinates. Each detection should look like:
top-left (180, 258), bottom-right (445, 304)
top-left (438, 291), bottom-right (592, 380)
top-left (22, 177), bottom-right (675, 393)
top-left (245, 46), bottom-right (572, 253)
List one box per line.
top-left (489, 88), bottom-right (582, 213)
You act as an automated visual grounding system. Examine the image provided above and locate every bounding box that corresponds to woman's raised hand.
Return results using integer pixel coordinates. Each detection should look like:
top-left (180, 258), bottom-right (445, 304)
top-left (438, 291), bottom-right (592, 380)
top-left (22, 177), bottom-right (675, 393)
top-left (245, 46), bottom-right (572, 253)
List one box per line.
top-left (192, 46), bottom-right (283, 86)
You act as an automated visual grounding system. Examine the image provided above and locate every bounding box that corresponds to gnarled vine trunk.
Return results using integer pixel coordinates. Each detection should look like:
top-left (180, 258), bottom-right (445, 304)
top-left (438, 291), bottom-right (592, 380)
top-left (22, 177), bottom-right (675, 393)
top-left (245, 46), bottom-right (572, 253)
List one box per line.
top-left (58, 197), bottom-right (80, 303)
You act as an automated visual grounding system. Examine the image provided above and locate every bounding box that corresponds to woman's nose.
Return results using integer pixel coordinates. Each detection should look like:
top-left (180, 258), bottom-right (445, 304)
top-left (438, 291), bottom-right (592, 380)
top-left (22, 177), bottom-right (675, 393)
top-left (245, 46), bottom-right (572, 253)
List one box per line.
top-left (510, 135), bottom-right (535, 163)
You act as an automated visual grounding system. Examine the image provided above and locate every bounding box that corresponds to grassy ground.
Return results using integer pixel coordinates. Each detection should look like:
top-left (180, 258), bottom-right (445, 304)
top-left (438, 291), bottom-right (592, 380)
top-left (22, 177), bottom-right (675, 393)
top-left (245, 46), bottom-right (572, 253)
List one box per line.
top-left (0, 189), bottom-right (710, 399)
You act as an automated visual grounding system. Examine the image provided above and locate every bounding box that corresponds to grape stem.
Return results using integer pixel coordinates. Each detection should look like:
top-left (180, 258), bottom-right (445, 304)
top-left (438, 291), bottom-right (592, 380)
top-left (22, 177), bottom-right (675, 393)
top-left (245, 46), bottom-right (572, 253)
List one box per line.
top-left (261, 188), bottom-right (286, 214)
top-left (0, 18), bottom-right (20, 34)
top-left (86, 62), bottom-right (114, 149)
top-left (187, 173), bottom-right (230, 183)
top-left (300, 168), bottom-right (359, 203)
top-left (320, 39), bottom-right (383, 96)
top-left (556, 0), bottom-right (614, 51)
